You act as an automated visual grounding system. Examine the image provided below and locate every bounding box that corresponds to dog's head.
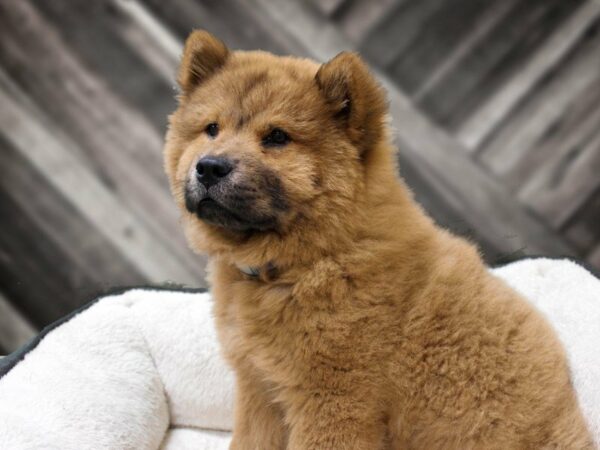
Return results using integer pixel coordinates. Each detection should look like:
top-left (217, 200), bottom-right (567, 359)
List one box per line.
top-left (164, 31), bottom-right (390, 262)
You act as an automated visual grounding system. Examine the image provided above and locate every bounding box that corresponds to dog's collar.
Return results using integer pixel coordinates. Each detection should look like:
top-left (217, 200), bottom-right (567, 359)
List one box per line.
top-left (235, 261), bottom-right (278, 281)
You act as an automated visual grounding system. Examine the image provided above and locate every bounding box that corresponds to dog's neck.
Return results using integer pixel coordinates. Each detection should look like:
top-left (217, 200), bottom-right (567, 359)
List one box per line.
top-left (215, 149), bottom-right (434, 279)
top-left (229, 194), bottom-right (430, 283)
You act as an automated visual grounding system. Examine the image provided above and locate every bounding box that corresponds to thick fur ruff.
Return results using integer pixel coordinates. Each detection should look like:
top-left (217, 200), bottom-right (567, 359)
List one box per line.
top-left (164, 30), bottom-right (595, 449)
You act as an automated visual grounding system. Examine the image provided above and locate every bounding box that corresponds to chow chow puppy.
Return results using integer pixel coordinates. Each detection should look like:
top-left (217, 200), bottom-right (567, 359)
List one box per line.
top-left (164, 30), bottom-right (594, 450)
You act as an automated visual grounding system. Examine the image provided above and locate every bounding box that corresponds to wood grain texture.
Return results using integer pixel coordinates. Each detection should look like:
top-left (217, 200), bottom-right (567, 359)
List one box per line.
top-left (0, 73), bottom-right (203, 284)
top-left (388, 0), bottom-right (492, 96)
top-left (0, 292), bottom-right (36, 355)
top-left (30, 0), bottom-right (177, 130)
top-left (410, 0), bottom-right (516, 103)
top-left (417, 0), bottom-right (583, 129)
top-left (111, 0), bottom-right (182, 84)
top-left (563, 187), bottom-right (600, 254)
top-left (0, 133), bottom-right (146, 291)
top-left (470, 17), bottom-right (600, 229)
top-left (0, 150), bottom-right (140, 329)
top-left (0, 1), bottom-right (206, 283)
top-left (308, 0), bottom-right (349, 18)
top-left (142, 0), bottom-right (308, 56)
top-left (359, 0), bottom-right (446, 68)
top-left (458, 0), bottom-right (600, 151)
top-left (518, 126), bottom-right (600, 229)
top-left (477, 15), bottom-right (600, 185)
top-left (336, 0), bottom-right (402, 43)
top-left (589, 243), bottom-right (600, 270)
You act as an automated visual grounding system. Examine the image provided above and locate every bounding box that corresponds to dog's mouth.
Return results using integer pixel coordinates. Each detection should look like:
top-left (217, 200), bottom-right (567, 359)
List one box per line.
top-left (186, 190), bottom-right (277, 232)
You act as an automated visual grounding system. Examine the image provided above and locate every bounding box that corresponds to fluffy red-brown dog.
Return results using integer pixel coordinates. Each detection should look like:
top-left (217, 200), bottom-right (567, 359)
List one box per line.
top-left (164, 30), bottom-right (594, 450)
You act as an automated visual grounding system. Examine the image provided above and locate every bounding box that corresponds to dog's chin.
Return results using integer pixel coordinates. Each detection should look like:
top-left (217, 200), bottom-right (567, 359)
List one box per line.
top-left (193, 198), bottom-right (277, 233)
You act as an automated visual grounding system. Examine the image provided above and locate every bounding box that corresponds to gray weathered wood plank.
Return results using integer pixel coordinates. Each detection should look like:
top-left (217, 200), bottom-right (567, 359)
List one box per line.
top-left (0, 188), bottom-right (94, 326)
top-left (517, 126), bottom-right (600, 229)
top-left (111, 0), bottom-right (182, 84)
top-left (359, 0), bottom-right (446, 69)
top-left (0, 133), bottom-right (148, 290)
top-left (417, 0), bottom-right (580, 129)
top-left (308, 0), bottom-right (349, 18)
top-left (500, 71), bottom-right (600, 195)
top-left (411, 0), bottom-right (516, 103)
top-left (0, 291), bottom-right (36, 354)
top-left (30, 0), bottom-right (176, 135)
top-left (477, 24), bottom-right (600, 185)
top-left (142, 0), bottom-right (308, 56)
top-left (458, 0), bottom-right (600, 151)
top-left (0, 75), bottom-right (202, 285)
top-left (588, 243), bottom-right (600, 271)
top-left (0, 1), bottom-right (206, 284)
top-left (563, 187), bottom-right (600, 254)
top-left (388, 0), bottom-right (493, 96)
top-left (336, 0), bottom-right (402, 44)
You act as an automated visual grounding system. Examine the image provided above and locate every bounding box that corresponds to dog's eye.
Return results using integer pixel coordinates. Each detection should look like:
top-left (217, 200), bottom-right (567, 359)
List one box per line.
top-left (205, 122), bottom-right (219, 138)
top-left (262, 128), bottom-right (290, 147)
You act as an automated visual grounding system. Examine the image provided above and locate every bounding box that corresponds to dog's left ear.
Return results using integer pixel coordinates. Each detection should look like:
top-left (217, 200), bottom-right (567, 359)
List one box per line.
top-left (315, 52), bottom-right (388, 153)
top-left (177, 30), bottom-right (229, 96)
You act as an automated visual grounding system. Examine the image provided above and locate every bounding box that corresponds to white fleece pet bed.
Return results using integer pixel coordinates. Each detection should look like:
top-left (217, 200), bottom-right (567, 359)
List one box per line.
top-left (0, 258), bottom-right (598, 449)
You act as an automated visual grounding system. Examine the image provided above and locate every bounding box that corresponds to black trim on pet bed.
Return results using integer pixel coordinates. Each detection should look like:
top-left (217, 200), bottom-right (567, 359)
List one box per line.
top-left (0, 285), bottom-right (207, 380)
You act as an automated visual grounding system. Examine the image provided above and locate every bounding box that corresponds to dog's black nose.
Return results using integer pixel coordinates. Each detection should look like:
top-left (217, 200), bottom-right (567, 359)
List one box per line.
top-left (196, 157), bottom-right (233, 188)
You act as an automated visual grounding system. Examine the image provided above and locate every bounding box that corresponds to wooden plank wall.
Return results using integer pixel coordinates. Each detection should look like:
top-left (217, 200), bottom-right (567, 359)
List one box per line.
top-left (0, 0), bottom-right (598, 352)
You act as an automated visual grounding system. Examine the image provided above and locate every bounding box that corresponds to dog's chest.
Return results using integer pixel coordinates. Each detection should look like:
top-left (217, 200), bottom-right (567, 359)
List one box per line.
top-left (217, 269), bottom-right (393, 386)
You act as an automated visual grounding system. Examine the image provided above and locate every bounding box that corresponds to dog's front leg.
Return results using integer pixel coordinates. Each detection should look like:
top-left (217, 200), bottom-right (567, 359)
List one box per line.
top-left (229, 369), bottom-right (287, 450)
top-left (285, 392), bottom-right (386, 450)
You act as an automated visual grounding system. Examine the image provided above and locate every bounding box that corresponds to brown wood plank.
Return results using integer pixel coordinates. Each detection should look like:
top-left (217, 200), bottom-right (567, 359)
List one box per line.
top-left (477, 21), bottom-right (600, 187)
top-left (0, 1), bottom-right (206, 284)
top-left (416, 0), bottom-right (583, 130)
top-left (458, 0), bottom-right (600, 151)
top-left (247, 0), bottom-right (579, 261)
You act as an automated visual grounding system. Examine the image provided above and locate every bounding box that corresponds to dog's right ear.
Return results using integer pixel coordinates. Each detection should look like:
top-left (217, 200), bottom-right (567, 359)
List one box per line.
top-left (315, 52), bottom-right (387, 155)
top-left (177, 30), bottom-right (229, 96)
